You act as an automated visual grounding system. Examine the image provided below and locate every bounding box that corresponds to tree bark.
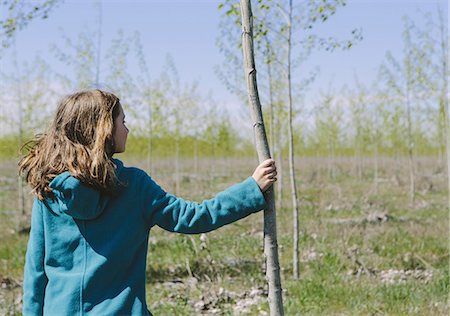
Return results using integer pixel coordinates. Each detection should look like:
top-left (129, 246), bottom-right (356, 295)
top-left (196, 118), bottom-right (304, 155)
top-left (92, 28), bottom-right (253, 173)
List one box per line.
top-left (286, 0), bottom-right (300, 280)
top-left (439, 13), bottom-right (450, 211)
top-left (276, 137), bottom-right (283, 211)
top-left (13, 40), bottom-right (25, 232)
top-left (265, 40), bottom-right (283, 212)
top-left (95, 0), bottom-right (103, 87)
top-left (267, 42), bottom-right (275, 154)
top-left (406, 89), bottom-right (415, 206)
top-left (374, 112), bottom-right (380, 195)
top-left (194, 133), bottom-right (199, 192)
top-left (147, 103), bottom-right (153, 174)
top-left (175, 136), bottom-right (180, 196)
top-left (240, 1), bottom-right (284, 315)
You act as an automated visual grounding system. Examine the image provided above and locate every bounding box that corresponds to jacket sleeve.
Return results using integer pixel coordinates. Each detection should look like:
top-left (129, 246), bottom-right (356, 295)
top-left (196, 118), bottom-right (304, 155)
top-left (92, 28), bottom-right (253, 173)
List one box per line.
top-left (140, 172), bottom-right (267, 234)
top-left (22, 198), bottom-right (48, 316)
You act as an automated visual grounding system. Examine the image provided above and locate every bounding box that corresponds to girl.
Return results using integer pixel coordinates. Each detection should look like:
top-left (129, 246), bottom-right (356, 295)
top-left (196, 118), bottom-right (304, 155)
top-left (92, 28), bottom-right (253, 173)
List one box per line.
top-left (19, 89), bottom-right (277, 315)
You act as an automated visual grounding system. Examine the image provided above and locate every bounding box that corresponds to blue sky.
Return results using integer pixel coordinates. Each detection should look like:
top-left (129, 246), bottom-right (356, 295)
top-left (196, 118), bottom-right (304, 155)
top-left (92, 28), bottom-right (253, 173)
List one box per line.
top-left (0, 0), bottom-right (448, 122)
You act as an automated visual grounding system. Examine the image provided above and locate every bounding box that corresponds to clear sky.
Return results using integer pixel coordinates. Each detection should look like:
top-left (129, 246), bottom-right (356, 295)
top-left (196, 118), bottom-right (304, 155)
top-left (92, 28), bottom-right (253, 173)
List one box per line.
top-left (0, 0), bottom-right (448, 126)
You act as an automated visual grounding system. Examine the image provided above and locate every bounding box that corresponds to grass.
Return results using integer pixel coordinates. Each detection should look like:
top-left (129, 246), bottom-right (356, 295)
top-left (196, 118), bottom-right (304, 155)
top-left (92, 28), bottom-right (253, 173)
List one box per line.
top-left (0, 156), bottom-right (449, 315)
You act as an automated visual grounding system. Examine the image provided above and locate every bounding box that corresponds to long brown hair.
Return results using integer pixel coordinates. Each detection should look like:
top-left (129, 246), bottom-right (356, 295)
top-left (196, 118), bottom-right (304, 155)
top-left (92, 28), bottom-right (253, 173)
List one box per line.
top-left (19, 89), bottom-right (123, 200)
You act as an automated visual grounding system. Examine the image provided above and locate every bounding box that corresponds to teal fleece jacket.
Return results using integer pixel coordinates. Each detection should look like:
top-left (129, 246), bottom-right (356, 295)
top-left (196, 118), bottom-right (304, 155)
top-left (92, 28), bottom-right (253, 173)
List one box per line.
top-left (22, 159), bottom-right (266, 315)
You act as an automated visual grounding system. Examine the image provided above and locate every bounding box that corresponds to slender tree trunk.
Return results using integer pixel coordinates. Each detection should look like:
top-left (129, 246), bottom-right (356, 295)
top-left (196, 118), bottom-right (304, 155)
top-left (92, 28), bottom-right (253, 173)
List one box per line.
top-left (438, 7), bottom-right (449, 210)
top-left (374, 118), bottom-right (380, 195)
top-left (174, 116), bottom-right (180, 195)
top-left (17, 120), bottom-right (25, 231)
top-left (240, 1), bottom-right (284, 314)
top-left (276, 136), bottom-right (283, 211)
top-left (443, 92), bottom-right (449, 211)
top-left (194, 133), bottom-right (199, 192)
top-left (95, 0), bottom-right (102, 86)
top-left (147, 103), bottom-right (152, 173)
top-left (266, 41), bottom-right (283, 211)
top-left (354, 147), bottom-right (362, 181)
top-left (175, 136), bottom-right (180, 196)
top-left (444, 96), bottom-right (449, 211)
top-left (406, 90), bottom-right (415, 206)
top-left (357, 142), bottom-right (363, 181)
top-left (374, 145), bottom-right (379, 194)
top-left (13, 40), bottom-right (25, 232)
top-left (328, 142), bottom-right (336, 180)
top-left (438, 8), bottom-right (447, 174)
top-left (286, 0), bottom-right (300, 280)
top-left (327, 142), bottom-right (331, 179)
top-left (267, 43), bottom-right (275, 153)
top-left (316, 148), bottom-right (322, 181)
top-left (211, 139), bottom-right (216, 177)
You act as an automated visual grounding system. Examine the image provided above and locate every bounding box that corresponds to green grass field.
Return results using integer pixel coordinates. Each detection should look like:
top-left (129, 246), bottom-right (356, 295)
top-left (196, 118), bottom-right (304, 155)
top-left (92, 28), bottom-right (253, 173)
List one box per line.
top-left (0, 156), bottom-right (448, 315)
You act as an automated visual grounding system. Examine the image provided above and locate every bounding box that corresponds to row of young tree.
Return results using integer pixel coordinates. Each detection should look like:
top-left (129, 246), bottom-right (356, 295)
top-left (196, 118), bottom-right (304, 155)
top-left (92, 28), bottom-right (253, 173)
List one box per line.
top-left (217, 1), bottom-right (448, 206)
top-left (1, 9), bottom-right (446, 158)
top-left (216, 3), bottom-right (447, 299)
top-left (0, 0), bottom-right (446, 222)
top-left (0, 2), bottom-right (447, 314)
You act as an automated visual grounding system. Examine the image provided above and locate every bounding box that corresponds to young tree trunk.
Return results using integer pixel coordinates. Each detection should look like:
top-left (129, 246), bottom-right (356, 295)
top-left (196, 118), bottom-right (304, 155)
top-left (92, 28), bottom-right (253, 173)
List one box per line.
top-left (437, 7), bottom-right (449, 211)
top-left (175, 136), bottom-right (180, 196)
top-left (240, 1), bottom-right (284, 315)
top-left (406, 91), bottom-right (415, 206)
top-left (276, 137), bottom-right (283, 211)
top-left (13, 40), bottom-right (25, 232)
top-left (443, 92), bottom-right (449, 211)
top-left (266, 43), bottom-right (275, 154)
top-left (17, 143), bottom-right (25, 231)
top-left (374, 145), bottom-right (379, 194)
top-left (437, 8), bottom-right (447, 174)
top-left (147, 104), bottom-right (153, 174)
top-left (327, 145), bottom-right (331, 179)
top-left (194, 133), bottom-right (199, 192)
top-left (374, 117), bottom-right (380, 195)
top-left (357, 145), bottom-right (363, 181)
top-left (286, 0), bottom-right (300, 280)
top-left (266, 41), bottom-right (283, 211)
top-left (328, 142), bottom-right (336, 180)
top-left (95, 0), bottom-right (103, 86)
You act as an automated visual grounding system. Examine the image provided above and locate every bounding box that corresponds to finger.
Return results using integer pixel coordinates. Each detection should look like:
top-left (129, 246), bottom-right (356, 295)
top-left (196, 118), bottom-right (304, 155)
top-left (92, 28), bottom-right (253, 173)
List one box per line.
top-left (262, 166), bottom-right (276, 175)
top-left (266, 178), bottom-right (276, 185)
top-left (260, 159), bottom-right (275, 168)
top-left (264, 164), bottom-right (276, 170)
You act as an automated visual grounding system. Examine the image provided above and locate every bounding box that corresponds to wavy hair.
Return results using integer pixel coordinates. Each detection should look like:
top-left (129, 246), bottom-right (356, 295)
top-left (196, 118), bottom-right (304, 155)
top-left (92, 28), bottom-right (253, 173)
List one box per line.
top-left (19, 89), bottom-right (123, 200)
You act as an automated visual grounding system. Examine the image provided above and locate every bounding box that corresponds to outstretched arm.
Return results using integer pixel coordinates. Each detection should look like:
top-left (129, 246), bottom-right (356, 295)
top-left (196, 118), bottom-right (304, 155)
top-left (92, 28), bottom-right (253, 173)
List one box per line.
top-left (141, 159), bottom-right (276, 234)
